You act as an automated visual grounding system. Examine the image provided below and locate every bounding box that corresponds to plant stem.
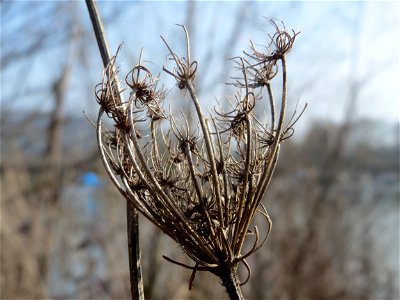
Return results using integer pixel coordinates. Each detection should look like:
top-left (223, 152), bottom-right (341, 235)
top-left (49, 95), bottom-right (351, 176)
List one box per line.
top-left (213, 265), bottom-right (244, 300)
top-left (127, 204), bottom-right (144, 300)
top-left (85, 0), bottom-right (112, 66)
top-left (85, 1), bottom-right (144, 299)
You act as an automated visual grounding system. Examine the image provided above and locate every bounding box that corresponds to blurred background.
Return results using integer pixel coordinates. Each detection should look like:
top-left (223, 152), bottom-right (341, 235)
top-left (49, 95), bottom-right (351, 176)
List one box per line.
top-left (1, 1), bottom-right (399, 299)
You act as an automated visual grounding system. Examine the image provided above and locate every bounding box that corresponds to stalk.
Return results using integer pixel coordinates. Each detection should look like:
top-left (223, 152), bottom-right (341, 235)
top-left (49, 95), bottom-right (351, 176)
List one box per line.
top-left (212, 264), bottom-right (244, 300)
top-left (85, 1), bottom-right (144, 299)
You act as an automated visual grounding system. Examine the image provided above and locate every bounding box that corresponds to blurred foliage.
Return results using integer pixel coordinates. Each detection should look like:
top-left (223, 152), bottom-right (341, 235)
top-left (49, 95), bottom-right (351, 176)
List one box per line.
top-left (1, 114), bottom-right (398, 299)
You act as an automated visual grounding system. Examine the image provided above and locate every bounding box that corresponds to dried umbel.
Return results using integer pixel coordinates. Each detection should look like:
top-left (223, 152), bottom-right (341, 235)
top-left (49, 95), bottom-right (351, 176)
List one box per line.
top-left (94, 20), bottom-right (302, 299)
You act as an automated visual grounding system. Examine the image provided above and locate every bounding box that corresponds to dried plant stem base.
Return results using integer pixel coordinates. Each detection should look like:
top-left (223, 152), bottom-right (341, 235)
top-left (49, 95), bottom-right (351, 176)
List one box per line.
top-left (212, 264), bottom-right (244, 300)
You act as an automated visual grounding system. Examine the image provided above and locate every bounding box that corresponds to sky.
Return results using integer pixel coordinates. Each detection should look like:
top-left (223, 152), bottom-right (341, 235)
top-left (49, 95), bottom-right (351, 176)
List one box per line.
top-left (1, 1), bottom-right (399, 137)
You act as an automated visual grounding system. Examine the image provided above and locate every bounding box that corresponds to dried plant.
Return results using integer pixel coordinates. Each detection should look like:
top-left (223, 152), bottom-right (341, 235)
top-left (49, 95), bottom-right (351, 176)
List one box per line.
top-left (94, 20), bottom-right (301, 299)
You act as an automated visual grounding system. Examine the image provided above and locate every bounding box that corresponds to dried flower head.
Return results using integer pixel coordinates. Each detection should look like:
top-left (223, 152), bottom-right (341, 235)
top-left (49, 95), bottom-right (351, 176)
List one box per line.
top-left (94, 19), bottom-right (304, 298)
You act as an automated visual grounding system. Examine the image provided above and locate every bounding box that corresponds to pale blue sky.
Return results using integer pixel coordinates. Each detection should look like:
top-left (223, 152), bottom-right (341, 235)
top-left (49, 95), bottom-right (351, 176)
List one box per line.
top-left (1, 1), bottom-right (399, 136)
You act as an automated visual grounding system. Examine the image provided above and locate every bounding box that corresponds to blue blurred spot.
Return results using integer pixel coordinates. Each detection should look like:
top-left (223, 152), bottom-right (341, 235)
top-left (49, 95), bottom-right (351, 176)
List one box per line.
top-left (81, 171), bottom-right (102, 187)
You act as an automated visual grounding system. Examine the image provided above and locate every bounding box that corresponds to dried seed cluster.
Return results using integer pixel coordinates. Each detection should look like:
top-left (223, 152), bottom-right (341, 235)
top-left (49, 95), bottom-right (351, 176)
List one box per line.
top-left (94, 20), bottom-right (302, 288)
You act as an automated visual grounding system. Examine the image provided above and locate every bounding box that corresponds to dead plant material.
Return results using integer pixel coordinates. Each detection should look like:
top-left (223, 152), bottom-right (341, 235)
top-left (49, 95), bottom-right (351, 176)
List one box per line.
top-left (94, 19), bottom-right (303, 299)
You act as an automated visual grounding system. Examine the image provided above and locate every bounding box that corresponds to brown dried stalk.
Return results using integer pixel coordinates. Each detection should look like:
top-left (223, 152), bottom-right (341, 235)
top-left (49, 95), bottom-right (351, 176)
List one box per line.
top-left (94, 20), bottom-right (301, 299)
top-left (85, 1), bottom-right (144, 299)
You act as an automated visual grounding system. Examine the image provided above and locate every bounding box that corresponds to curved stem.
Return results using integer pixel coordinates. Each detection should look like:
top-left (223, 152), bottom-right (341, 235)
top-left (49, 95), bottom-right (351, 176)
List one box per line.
top-left (254, 55), bottom-right (288, 204)
top-left (183, 143), bottom-right (216, 238)
top-left (233, 116), bottom-right (252, 255)
top-left (186, 80), bottom-right (224, 231)
top-left (266, 82), bottom-right (276, 133)
top-left (236, 55), bottom-right (287, 257)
